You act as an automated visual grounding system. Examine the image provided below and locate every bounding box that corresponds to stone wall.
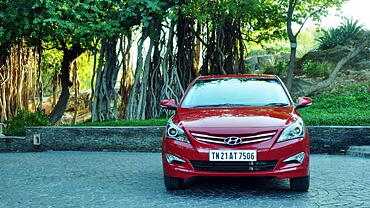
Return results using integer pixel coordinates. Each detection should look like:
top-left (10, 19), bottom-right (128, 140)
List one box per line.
top-left (308, 126), bottom-right (370, 154)
top-left (25, 126), bottom-right (164, 152)
top-left (0, 123), bottom-right (31, 152)
top-left (0, 123), bottom-right (3, 136)
top-left (1, 126), bottom-right (369, 153)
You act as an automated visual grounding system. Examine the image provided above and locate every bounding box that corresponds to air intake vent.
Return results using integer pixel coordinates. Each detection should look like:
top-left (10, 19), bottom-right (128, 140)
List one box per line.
top-left (190, 160), bottom-right (277, 172)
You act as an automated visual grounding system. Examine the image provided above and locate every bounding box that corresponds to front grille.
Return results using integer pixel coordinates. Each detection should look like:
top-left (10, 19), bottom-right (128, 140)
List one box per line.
top-left (190, 160), bottom-right (277, 172)
top-left (191, 131), bottom-right (276, 146)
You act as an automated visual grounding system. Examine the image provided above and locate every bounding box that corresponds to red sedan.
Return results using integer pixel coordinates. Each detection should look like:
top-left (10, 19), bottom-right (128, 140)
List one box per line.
top-left (160, 75), bottom-right (312, 191)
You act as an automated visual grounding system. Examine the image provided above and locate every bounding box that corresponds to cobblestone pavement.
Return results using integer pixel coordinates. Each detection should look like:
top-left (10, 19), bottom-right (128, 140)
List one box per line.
top-left (0, 152), bottom-right (369, 208)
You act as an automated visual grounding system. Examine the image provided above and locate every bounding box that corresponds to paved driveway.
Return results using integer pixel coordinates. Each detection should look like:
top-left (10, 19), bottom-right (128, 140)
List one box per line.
top-left (0, 152), bottom-right (369, 208)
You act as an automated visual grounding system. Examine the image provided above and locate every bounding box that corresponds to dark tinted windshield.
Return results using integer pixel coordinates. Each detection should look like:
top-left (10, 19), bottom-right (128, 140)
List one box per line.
top-left (181, 78), bottom-right (291, 108)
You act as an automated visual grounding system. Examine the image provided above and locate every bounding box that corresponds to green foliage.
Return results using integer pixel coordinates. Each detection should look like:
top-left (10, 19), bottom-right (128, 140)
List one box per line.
top-left (277, 0), bottom-right (346, 26)
top-left (263, 61), bottom-right (288, 76)
top-left (299, 84), bottom-right (370, 126)
top-left (0, 0), bottom-right (35, 53)
top-left (2, 0), bottom-right (169, 51)
top-left (30, 0), bottom-right (122, 50)
top-left (317, 18), bottom-right (364, 50)
top-left (247, 29), bottom-right (319, 57)
top-left (76, 53), bottom-right (94, 90)
top-left (4, 111), bottom-right (51, 136)
top-left (41, 49), bottom-right (63, 96)
top-left (302, 60), bottom-right (333, 78)
top-left (41, 50), bottom-right (93, 95)
top-left (186, 0), bottom-right (286, 44)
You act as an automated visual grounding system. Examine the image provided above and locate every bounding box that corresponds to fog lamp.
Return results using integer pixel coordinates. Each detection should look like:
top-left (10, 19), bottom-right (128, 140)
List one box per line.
top-left (283, 152), bottom-right (305, 164)
top-left (166, 153), bottom-right (185, 164)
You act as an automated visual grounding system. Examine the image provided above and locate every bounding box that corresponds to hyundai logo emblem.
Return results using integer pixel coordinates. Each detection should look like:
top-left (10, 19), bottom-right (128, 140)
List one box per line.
top-left (224, 136), bottom-right (242, 146)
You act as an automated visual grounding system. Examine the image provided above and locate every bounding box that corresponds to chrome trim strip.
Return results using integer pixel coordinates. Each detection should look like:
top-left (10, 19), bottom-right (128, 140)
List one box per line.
top-left (195, 138), bottom-right (225, 144)
top-left (241, 132), bottom-right (276, 139)
top-left (191, 133), bottom-right (225, 140)
top-left (241, 137), bottom-right (272, 144)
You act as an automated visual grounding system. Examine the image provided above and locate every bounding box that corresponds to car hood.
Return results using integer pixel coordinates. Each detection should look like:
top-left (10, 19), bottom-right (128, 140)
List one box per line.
top-left (175, 107), bottom-right (296, 128)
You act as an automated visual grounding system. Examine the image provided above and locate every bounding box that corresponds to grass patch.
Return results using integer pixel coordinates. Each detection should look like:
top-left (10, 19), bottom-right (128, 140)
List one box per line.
top-left (298, 84), bottom-right (370, 126)
top-left (74, 117), bottom-right (168, 127)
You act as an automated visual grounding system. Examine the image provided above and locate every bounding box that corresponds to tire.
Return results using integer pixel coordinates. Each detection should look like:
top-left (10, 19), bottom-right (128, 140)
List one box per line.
top-left (290, 175), bottom-right (310, 191)
top-left (164, 175), bottom-right (184, 190)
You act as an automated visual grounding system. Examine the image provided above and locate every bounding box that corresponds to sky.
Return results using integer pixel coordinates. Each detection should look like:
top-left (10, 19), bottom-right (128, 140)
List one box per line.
top-left (310, 0), bottom-right (370, 29)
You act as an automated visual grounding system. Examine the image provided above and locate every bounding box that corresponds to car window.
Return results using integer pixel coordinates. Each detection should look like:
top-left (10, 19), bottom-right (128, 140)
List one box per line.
top-left (181, 78), bottom-right (291, 108)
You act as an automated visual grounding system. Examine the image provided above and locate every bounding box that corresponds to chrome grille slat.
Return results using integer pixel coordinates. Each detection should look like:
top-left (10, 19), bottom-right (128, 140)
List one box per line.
top-left (241, 137), bottom-right (272, 144)
top-left (241, 132), bottom-right (275, 139)
top-left (191, 133), bottom-right (225, 140)
top-left (196, 138), bottom-right (225, 144)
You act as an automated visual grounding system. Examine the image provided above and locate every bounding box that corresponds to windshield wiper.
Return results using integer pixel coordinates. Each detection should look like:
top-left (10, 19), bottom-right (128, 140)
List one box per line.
top-left (263, 103), bottom-right (290, 107)
top-left (191, 103), bottom-right (252, 108)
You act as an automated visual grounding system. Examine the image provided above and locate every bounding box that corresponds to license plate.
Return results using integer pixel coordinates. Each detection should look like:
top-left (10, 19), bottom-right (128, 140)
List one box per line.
top-left (209, 150), bottom-right (257, 161)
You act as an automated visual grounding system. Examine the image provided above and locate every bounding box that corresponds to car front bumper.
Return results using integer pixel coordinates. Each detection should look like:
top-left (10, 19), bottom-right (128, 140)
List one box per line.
top-left (162, 136), bottom-right (310, 179)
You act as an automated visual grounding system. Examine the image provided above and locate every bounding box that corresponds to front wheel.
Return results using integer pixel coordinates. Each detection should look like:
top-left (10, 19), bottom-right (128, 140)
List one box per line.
top-left (164, 175), bottom-right (184, 190)
top-left (290, 175), bottom-right (310, 191)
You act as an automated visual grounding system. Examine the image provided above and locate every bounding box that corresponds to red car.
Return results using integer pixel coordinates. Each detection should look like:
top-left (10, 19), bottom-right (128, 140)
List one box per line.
top-left (160, 75), bottom-right (312, 191)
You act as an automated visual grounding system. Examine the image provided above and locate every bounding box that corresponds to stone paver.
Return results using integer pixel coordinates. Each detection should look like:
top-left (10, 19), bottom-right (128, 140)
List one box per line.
top-left (0, 152), bottom-right (369, 208)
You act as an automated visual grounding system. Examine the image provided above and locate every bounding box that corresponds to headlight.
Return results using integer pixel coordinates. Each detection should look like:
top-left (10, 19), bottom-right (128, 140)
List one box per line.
top-left (277, 118), bottom-right (305, 142)
top-left (166, 119), bottom-right (190, 143)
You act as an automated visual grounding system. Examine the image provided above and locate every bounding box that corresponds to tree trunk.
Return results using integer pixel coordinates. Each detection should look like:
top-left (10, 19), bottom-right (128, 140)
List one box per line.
top-left (91, 35), bottom-right (121, 122)
top-left (72, 60), bottom-right (79, 124)
top-left (177, 9), bottom-right (196, 89)
top-left (238, 23), bottom-right (245, 74)
top-left (0, 43), bottom-right (39, 121)
top-left (37, 44), bottom-right (43, 111)
top-left (285, 0), bottom-right (297, 91)
top-left (125, 27), bottom-right (149, 120)
top-left (119, 34), bottom-right (133, 119)
top-left (194, 22), bottom-right (201, 73)
top-left (49, 44), bottom-right (84, 124)
top-left (286, 46), bottom-right (297, 90)
top-left (138, 37), bottom-right (154, 119)
top-left (146, 22), bottom-right (164, 119)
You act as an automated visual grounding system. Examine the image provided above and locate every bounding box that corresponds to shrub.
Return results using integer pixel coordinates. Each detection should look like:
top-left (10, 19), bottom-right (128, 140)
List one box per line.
top-left (317, 18), bottom-right (364, 50)
top-left (302, 60), bottom-right (333, 78)
top-left (4, 110), bottom-right (51, 136)
top-left (262, 61), bottom-right (288, 76)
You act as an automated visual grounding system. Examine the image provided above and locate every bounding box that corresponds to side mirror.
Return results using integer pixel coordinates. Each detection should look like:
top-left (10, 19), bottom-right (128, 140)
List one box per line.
top-left (160, 99), bottom-right (177, 110)
top-left (296, 97), bottom-right (312, 109)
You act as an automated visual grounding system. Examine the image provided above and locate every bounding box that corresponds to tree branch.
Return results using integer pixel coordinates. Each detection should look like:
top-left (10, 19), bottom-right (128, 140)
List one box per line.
top-left (190, 25), bottom-right (209, 47)
top-left (297, 38), bottom-right (369, 96)
top-left (294, 0), bottom-right (335, 37)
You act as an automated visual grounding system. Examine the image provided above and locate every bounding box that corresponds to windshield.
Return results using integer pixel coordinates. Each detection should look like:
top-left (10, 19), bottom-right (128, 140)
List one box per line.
top-left (181, 78), bottom-right (291, 108)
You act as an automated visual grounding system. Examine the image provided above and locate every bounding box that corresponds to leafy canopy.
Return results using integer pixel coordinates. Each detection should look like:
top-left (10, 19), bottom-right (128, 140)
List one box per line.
top-left (185, 0), bottom-right (287, 43)
top-left (0, 0), bottom-right (176, 52)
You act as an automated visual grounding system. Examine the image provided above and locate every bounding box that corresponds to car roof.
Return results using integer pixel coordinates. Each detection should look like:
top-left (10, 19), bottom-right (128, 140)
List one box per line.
top-left (196, 74), bottom-right (277, 80)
